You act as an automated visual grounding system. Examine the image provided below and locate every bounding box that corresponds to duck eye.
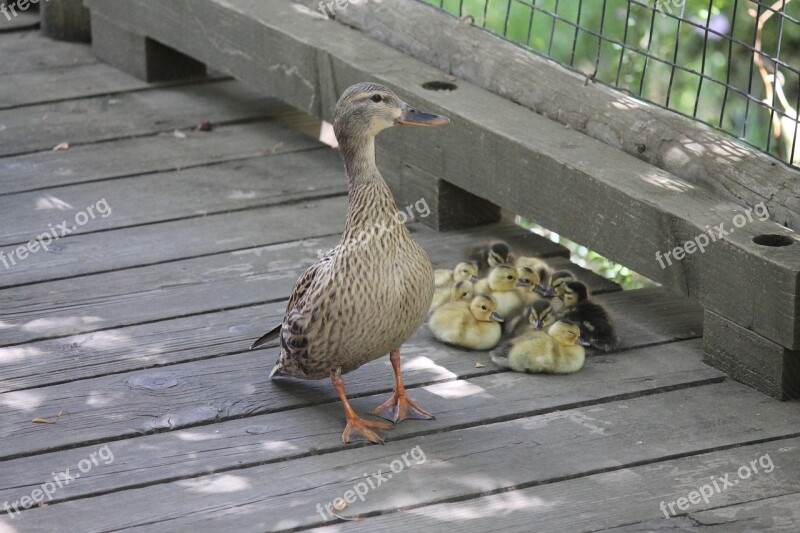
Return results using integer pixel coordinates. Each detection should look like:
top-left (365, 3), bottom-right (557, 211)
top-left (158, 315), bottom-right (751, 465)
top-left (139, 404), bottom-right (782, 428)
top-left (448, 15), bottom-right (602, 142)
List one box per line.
top-left (507, 275), bottom-right (513, 280)
top-left (481, 305), bottom-right (487, 310)
top-left (371, 94), bottom-right (383, 103)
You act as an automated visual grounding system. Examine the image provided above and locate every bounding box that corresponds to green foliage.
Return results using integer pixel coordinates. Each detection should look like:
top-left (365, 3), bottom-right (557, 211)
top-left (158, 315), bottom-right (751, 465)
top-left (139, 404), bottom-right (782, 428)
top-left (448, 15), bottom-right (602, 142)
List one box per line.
top-left (424, 0), bottom-right (800, 163)
top-left (516, 217), bottom-right (658, 290)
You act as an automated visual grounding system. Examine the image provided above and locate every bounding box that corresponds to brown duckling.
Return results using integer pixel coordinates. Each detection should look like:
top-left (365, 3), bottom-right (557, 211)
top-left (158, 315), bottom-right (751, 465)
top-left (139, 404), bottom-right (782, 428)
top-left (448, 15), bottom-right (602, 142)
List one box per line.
top-left (468, 240), bottom-right (515, 277)
top-left (506, 299), bottom-right (556, 338)
top-left (547, 269), bottom-right (577, 311)
top-left (560, 281), bottom-right (617, 352)
top-left (490, 320), bottom-right (589, 374)
top-left (428, 294), bottom-right (504, 350)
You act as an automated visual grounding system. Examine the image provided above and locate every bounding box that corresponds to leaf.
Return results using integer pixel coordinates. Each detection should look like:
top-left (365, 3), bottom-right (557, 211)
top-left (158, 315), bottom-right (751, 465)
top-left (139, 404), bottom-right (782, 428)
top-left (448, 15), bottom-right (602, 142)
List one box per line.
top-left (52, 142), bottom-right (70, 151)
top-left (31, 410), bottom-right (70, 424)
top-left (172, 129), bottom-right (187, 139)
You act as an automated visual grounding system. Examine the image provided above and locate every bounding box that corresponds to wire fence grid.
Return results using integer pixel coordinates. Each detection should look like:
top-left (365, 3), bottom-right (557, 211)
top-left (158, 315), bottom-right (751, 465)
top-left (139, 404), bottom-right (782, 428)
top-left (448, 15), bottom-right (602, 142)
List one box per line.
top-left (421, 0), bottom-right (800, 168)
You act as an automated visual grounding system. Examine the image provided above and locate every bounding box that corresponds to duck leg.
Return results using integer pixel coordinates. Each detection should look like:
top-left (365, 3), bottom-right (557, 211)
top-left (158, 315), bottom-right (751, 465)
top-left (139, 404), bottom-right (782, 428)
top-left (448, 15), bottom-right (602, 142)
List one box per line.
top-left (370, 349), bottom-right (435, 423)
top-left (331, 368), bottom-right (393, 444)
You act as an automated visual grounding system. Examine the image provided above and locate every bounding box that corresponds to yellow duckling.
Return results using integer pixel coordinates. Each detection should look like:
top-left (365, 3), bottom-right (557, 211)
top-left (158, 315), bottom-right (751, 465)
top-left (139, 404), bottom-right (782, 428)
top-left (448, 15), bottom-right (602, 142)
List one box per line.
top-left (428, 294), bottom-right (504, 350)
top-left (429, 279), bottom-right (474, 313)
top-left (515, 256), bottom-right (552, 294)
top-left (490, 320), bottom-right (589, 374)
top-left (516, 266), bottom-right (543, 306)
top-left (474, 264), bottom-right (524, 319)
top-left (434, 261), bottom-right (478, 288)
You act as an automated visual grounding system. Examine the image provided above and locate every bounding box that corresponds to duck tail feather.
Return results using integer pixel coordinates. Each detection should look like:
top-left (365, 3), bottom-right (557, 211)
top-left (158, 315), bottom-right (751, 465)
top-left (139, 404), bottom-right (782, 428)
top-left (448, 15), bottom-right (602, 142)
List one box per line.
top-left (251, 324), bottom-right (281, 350)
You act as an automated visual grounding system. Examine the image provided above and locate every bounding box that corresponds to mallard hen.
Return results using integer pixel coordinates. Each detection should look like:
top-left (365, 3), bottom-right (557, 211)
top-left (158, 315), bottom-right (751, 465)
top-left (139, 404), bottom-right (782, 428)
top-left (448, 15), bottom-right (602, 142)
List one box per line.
top-left (250, 82), bottom-right (449, 444)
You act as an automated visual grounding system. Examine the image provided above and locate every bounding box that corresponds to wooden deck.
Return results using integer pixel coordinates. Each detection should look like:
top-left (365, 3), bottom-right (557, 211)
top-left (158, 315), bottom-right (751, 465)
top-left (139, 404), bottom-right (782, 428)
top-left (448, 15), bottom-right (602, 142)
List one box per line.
top-left (1, 28), bottom-right (798, 533)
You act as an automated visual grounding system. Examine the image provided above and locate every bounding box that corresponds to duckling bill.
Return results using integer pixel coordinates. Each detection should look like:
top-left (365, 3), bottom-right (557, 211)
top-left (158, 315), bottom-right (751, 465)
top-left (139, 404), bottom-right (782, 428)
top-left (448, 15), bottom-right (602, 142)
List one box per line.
top-left (250, 83), bottom-right (449, 444)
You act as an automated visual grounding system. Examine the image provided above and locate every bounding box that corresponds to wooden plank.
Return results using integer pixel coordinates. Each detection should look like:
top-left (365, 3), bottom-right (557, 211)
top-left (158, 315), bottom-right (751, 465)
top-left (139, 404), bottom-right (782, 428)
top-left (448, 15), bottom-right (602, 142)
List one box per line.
top-left (314, 436), bottom-right (800, 533)
top-left (704, 310), bottom-right (800, 401)
top-left (0, 11), bottom-right (39, 33)
top-left (0, 219), bottom-right (565, 346)
top-left (311, 0), bottom-right (800, 232)
top-left (0, 121), bottom-right (319, 195)
top-left (0, 79), bottom-right (295, 157)
top-left (0, 340), bottom-right (721, 510)
top-left (86, 0), bottom-right (800, 351)
top-left (0, 147), bottom-right (341, 247)
top-left (2, 382), bottom-right (797, 531)
top-left (0, 286), bottom-right (701, 392)
top-left (0, 62), bottom-right (183, 109)
top-left (0, 32), bottom-right (97, 75)
top-left (40, 0), bottom-right (91, 42)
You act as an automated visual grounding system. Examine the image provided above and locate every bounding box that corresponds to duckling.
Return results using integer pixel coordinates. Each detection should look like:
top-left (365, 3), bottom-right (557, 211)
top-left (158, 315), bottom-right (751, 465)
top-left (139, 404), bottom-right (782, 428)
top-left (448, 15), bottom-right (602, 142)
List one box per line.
top-left (515, 266), bottom-right (543, 306)
top-left (506, 299), bottom-right (556, 338)
top-left (468, 240), bottom-right (515, 276)
top-left (474, 264), bottom-right (524, 319)
top-left (547, 269), bottom-right (577, 311)
top-left (490, 320), bottom-right (589, 374)
top-left (429, 279), bottom-right (474, 313)
top-left (559, 281), bottom-right (617, 352)
top-left (428, 294), bottom-right (504, 350)
top-left (434, 261), bottom-right (478, 289)
top-left (250, 82), bottom-right (449, 444)
top-left (515, 256), bottom-right (552, 294)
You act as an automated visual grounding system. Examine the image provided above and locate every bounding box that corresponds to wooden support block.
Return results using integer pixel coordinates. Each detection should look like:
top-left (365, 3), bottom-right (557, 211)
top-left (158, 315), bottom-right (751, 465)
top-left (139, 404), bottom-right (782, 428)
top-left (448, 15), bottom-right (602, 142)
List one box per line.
top-left (704, 310), bottom-right (800, 401)
top-left (90, 12), bottom-right (205, 82)
top-left (41, 0), bottom-right (91, 42)
top-left (380, 151), bottom-right (500, 230)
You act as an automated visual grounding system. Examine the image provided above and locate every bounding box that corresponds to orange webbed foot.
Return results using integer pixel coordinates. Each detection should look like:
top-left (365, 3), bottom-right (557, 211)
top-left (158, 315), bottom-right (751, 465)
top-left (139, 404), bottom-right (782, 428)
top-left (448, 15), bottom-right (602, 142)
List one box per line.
top-left (369, 392), bottom-right (435, 423)
top-left (341, 413), bottom-right (394, 444)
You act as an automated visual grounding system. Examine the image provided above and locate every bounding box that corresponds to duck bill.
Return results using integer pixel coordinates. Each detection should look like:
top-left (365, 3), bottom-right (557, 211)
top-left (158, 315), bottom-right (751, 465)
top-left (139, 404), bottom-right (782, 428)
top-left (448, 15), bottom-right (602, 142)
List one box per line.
top-left (490, 312), bottom-right (504, 323)
top-left (396, 105), bottom-right (450, 127)
top-left (578, 337), bottom-right (592, 347)
top-left (470, 275), bottom-right (479, 283)
top-left (533, 319), bottom-right (543, 329)
top-left (517, 279), bottom-right (531, 288)
top-left (536, 284), bottom-right (554, 297)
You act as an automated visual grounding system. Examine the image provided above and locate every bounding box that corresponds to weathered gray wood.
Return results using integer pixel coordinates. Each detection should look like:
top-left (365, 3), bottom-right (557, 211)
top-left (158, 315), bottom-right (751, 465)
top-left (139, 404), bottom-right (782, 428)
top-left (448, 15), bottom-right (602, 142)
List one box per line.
top-left (2, 382), bottom-right (797, 531)
top-left (40, 0), bottom-right (90, 42)
top-left (0, 79), bottom-right (293, 157)
top-left (0, 286), bottom-right (700, 392)
top-left (315, 436), bottom-right (800, 533)
top-left (0, 31), bottom-right (96, 75)
top-left (91, 11), bottom-right (205, 82)
top-left (0, 340), bottom-right (721, 509)
top-left (0, 148), bottom-right (341, 247)
top-left (0, 10), bottom-right (38, 33)
top-left (0, 62), bottom-right (179, 109)
top-left (704, 310), bottom-right (800, 401)
top-left (312, 0), bottom-right (800, 233)
top-left (85, 0), bottom-right (800, 354)
top-left (0, 221), bottom-right (565, 346)
top-left (0, 121), bottom-right (318, 195)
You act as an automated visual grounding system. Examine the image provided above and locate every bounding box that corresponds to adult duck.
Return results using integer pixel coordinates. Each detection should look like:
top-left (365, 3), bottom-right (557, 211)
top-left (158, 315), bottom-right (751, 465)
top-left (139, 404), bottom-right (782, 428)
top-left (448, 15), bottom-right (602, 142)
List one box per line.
top-left (251, 82), bottom-right (449, 444)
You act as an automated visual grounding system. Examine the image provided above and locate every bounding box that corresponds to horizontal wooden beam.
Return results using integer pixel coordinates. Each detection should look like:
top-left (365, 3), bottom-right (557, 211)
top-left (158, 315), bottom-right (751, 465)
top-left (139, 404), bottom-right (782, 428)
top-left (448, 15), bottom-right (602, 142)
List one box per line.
top-left (310, 0), bottom-right (800, 233)
top-left (86, 0), bottom-right (800, 356)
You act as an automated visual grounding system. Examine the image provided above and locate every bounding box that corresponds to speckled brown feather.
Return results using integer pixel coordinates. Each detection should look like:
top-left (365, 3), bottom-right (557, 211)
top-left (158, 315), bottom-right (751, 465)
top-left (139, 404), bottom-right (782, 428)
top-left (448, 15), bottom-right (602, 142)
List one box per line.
top-left (258, 83), bottom-right (435, 380)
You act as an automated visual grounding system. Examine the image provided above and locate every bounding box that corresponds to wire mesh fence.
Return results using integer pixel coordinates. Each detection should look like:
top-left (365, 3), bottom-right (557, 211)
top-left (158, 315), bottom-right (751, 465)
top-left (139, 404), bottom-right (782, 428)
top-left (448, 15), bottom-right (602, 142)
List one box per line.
top-left (421, 0), bottom-right (800, 168)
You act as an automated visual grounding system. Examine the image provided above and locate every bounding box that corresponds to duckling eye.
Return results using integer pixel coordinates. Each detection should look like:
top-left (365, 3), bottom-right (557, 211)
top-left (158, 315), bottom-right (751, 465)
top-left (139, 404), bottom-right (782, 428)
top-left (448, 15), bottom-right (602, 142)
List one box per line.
top-left (481, 305), bottom-right (487, 310)
top-left (371, 94), bottom-right (383, 103)
top-left (507, 275), bottom-right (513, 280)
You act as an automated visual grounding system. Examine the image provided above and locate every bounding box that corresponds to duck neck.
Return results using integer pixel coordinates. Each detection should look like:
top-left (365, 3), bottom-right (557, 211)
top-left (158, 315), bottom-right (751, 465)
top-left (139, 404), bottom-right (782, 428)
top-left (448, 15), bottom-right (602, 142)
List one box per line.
top-left (339, 133), bottom-right (399, 233)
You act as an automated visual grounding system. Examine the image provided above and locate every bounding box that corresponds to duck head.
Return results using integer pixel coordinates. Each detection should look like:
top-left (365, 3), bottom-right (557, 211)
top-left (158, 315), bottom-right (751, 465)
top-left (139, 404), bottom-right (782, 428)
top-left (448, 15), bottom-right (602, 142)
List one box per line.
top-left (451, 280), bottom-right (474, 302)
top-left (453, 261), bottom-right (479, 283)
top-left (333, 83), bottom-right (449, 143)
top-left (561, 280), bottom-right (589, 309)
top-left (548, 270), bottom-right (576, 298)
top-left (528, 299), bottom-right (554, 330)
top-left (487, 264), bottom-right (518, 292)
top-left (548, 320), bottom-right (590, 346)
top-left (469, 295), bottom-right (504, 323)
top-left (516, 266), bottom-right (541, 291)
